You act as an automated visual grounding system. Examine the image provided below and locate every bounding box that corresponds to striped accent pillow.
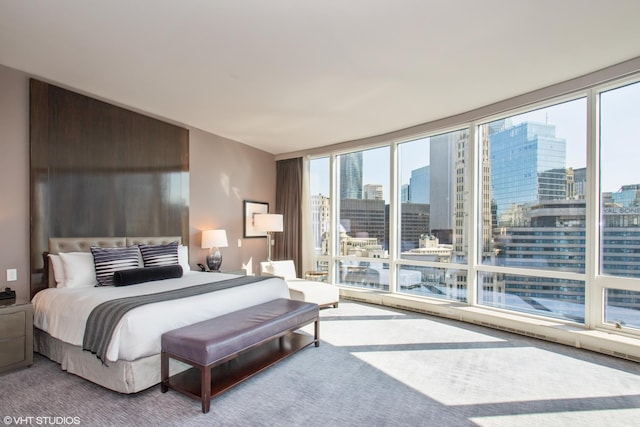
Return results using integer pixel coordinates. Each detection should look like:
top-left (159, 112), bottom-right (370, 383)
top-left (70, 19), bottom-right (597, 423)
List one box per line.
top-left (139, 241), bottom-right (179, 268)
top-left (90, 246), bottom-right (140, 287)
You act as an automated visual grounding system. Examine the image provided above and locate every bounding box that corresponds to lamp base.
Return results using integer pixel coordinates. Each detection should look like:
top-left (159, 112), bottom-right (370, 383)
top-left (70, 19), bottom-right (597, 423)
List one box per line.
top-left (206, 247), bottom-right (222, 271)
top-left (266, 232), bottom-right (274, 262)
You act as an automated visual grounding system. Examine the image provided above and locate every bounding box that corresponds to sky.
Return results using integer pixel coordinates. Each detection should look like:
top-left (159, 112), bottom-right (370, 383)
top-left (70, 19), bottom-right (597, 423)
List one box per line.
top-left (311, 81), bottom-right (640, 198)
top-left (599, 82), bottom-right (640, 192)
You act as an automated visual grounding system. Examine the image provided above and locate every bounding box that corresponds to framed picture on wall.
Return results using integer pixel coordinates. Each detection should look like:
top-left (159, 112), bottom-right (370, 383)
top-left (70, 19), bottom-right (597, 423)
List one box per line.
top-left (243, 200), bottom-right (269, 238)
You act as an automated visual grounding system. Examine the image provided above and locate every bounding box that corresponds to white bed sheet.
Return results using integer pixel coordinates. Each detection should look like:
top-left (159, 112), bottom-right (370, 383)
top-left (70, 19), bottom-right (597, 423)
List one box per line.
top-left (31, 271), bottom-right (289, 363)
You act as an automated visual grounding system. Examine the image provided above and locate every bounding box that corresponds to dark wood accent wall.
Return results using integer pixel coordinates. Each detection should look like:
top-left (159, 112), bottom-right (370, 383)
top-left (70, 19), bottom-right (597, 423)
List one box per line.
top-left (30, 79), bottom-right (189, 294)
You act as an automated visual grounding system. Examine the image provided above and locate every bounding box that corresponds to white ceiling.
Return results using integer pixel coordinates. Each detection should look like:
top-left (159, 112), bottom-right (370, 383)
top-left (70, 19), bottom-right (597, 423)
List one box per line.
top-left (1, 1), bottom-right (640, 155)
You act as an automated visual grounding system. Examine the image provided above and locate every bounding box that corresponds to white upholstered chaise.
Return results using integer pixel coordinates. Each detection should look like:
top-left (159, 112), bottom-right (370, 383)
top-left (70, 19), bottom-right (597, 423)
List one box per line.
top-left (260, 260), bottom-right (339, 309)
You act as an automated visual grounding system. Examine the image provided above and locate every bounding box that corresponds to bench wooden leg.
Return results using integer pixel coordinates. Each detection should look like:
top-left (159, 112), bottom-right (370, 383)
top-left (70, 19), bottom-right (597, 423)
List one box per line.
top-left (314, 319), bottom-right (320, 347)
top-left (201, 365), bottom-right (212, 413)
top-left (160, 352), bottom-right (169, 393)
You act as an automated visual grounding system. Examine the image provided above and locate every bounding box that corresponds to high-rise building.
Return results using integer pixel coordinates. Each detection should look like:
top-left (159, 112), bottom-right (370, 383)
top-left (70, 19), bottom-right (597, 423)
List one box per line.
top-left (339, 199), bottom-right (386, 248)
top-left (478, 125), bottom-right (495, 261)
top-left (401, 184), bottom-right (409, 203)
top-left (400, 203), bottom-right (430, 252)
top-left (310, 194), bottom-right (331, 254)
top-left (573, 167), bottom-right (587, 199)
top-left (453, 130), bottom-right (470, 263)
top-left (490, 200), bottom-right (585, 320)
top-left (487, 198), bottom-right (640, 320)
top-left (566, 167), bottom-right (576, 199)
top-left (490, 122), bottom-right (567, 223)
top-left (409, 166), bottom-right (429, 203)
top-left (429, 134), bottom-right (456, 231)
top-left (339, 152), bottom-right (363, 199)
top-left (363, 184), bottom-right (384, 200)
top-left (443, 127), bottom-right (492, 300)
top-left (392, 203), bottom-right (430, 251)
top-left (612, 184), bottom-right (640, 207)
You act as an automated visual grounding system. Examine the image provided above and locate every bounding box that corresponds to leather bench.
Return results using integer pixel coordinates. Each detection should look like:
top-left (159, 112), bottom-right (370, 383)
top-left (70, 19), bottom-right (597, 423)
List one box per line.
top-left (161, 298), bottom-right (319, 413)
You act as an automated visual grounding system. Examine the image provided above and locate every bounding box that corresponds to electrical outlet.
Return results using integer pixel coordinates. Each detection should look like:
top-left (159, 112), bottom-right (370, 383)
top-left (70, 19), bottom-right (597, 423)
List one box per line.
top-left (237, 239), bottom-right (242, 247)
top-left (6, 269), bottom-right (17, 282)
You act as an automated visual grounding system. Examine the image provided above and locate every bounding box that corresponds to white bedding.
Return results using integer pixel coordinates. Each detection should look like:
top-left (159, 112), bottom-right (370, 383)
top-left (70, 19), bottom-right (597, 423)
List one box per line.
top-left (31, 271), bottom-right (289, 363)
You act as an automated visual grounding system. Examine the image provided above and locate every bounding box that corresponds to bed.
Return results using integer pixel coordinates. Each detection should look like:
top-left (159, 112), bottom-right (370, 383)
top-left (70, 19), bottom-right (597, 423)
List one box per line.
top-left (31, 236), bottom-right (289, 393)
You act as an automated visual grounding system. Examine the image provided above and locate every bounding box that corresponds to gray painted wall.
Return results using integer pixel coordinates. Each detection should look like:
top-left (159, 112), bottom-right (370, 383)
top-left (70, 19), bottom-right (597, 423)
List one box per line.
top-left (0, 64), bottom-right (276, 300)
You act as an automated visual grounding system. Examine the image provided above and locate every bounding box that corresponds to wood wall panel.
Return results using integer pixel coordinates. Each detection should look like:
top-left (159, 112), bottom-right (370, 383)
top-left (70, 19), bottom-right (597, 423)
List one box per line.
top-left (30, 79), bottom-right (189, 294)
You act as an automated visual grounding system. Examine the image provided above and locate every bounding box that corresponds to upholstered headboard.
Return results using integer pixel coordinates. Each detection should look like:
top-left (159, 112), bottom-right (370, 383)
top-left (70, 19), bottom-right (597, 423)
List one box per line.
top-left (45, 236), bottom-right (182, 289)
top-left (48, 237), bottom-right (127, 255)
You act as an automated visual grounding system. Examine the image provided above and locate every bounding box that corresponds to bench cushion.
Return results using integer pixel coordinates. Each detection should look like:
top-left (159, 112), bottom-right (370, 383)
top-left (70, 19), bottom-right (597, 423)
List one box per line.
top-left (161, 298), bottom-right (318, 366)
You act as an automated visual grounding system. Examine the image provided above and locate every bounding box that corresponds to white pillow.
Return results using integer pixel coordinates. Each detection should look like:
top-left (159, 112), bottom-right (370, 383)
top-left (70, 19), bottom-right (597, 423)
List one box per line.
top-left (48, 254), bottom-right (66, 288)
top-left (178, 245), bottom-right (190, 273)
top-left (59, 252), bottom-right (98, 287)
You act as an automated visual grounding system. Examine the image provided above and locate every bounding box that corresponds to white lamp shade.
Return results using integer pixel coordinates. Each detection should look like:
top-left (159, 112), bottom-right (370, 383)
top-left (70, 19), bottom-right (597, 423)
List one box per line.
top-left (254, 214), bottom-right (283, 232)
top-left (201, 229), bottom-right (228, 248)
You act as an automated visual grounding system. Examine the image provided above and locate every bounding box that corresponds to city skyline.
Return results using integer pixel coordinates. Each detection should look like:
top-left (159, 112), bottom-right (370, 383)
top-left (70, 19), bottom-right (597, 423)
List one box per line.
top-left (311, 86), bottom-right (640, 198)
top-left (307, 80), bottom-right (640, 328)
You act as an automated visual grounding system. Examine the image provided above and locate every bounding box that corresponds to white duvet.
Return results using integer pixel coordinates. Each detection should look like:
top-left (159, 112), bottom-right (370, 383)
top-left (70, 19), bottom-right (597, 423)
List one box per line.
top-left (31, 271), bottom-right (289, 362)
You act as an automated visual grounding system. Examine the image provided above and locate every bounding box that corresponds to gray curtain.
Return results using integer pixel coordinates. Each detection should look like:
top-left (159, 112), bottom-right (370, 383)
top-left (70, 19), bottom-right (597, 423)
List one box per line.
top-left (274, 157), bottom-right (302, 275)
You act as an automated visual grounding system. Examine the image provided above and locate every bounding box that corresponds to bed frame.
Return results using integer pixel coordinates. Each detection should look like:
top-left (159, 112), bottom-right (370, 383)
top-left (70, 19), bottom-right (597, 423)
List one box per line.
top-left (35, 236), bottom-right (191, 393)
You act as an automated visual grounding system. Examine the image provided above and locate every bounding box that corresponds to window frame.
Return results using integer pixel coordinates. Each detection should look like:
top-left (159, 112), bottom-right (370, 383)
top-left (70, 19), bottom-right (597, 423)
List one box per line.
top-left (303, 65), bottom-right (640, 339)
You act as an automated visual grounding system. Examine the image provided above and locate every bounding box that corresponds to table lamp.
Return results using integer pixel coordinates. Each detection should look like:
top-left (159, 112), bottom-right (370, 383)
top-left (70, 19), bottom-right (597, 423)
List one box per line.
top-left (201, 229), bottom-right (228, 271)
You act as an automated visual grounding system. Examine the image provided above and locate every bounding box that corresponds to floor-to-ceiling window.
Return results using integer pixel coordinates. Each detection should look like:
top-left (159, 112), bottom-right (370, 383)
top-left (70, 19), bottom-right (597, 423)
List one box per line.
top-left (305, 68), bottom-right (640, 339)
top-left (599, 80), bottom-right (640, 330)
top-left (335, 147), bottom-right (390, 290)
top-left (309, 156), bottom-right (331, 279)
top-left (477, 98), bottom-right (588, 322)
top-left (396, 130), bottom-right (469, 301)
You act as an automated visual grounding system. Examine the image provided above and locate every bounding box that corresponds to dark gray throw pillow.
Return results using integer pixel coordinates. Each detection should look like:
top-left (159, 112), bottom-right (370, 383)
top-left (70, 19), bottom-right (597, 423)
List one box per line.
top-left (113, 265), bottom-right (183, 286)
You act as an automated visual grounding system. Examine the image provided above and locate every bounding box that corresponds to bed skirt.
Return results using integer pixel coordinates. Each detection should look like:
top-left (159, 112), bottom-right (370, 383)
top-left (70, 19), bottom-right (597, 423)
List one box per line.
top-left (34, 328), bottom-right (189, 394)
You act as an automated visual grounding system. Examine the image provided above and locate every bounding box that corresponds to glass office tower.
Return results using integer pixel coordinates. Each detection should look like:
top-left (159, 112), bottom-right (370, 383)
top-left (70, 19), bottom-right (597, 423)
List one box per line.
top-left (490, 122), bottom-right (567, 224)
top-left (339, 152), bottom-right (363, 200)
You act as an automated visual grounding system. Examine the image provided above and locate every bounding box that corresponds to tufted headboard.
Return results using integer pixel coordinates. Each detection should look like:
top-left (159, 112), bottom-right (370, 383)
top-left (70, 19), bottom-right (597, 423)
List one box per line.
top-left (45, 236), bottom-right (182, 289)
top-left (48, 237), bottom-right (127, 255)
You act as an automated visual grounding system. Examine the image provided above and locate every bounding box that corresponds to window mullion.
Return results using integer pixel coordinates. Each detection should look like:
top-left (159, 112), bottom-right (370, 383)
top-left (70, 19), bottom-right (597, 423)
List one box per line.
top-left (584, 88), bottom-right (601, 329)
top-left (389, 140), bottom-right (399, 294)
top-left (467, 123), bottom-right (478, 306)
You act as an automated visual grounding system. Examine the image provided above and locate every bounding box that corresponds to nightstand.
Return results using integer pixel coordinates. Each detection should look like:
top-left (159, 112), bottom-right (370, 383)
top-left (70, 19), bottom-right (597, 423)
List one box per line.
top-left (0, 299), bottom-right (33, 373)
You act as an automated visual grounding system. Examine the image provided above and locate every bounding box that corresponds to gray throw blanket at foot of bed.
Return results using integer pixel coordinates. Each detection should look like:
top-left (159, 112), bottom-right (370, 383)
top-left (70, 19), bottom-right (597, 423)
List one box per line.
top-left (83, 275), bottom-right (272, 364)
